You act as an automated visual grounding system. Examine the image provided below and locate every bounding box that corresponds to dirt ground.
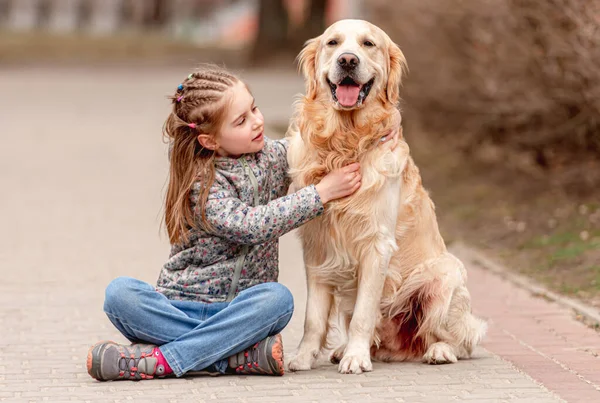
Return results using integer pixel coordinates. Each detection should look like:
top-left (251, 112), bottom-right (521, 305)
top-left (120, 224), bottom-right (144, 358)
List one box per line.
top-left (404, 120), bottom-right (600, 308)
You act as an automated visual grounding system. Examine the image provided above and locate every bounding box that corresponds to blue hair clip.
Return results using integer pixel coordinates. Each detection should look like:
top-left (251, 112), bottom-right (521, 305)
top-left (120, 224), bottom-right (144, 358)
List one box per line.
top-left (177, 84), bottom-right (183, 91)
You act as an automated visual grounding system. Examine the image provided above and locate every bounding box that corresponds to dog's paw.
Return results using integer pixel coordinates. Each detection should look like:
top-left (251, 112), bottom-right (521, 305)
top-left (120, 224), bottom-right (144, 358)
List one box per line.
top-left (330, 344), bottom-right (347, 364)
top-left (288, 353), bottom-right (316, 372)
top-left (423, 342), bottom-right (458, 365)
top-left (338, 349), bottom-right (372, 374)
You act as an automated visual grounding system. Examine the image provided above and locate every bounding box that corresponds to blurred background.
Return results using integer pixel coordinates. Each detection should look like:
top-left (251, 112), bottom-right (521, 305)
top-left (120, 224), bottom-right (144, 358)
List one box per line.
top-left (1, 0), bottom-right (599, 307)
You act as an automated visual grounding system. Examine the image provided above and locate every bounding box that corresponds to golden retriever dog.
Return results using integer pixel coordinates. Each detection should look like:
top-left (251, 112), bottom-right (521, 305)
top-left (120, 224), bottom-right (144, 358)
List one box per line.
top-left (286, 19), bottom-right (487, 374)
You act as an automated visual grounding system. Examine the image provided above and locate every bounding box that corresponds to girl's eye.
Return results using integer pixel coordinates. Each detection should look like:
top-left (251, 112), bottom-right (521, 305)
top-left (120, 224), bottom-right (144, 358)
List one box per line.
top-left (327, 39), bottom-right (338, 46)
top-left (364, 40), bottom-right (375, 47)
top-left (238, 118), bottom-right (246, 126)
top-left (252, 106), bottom-right (259, 112)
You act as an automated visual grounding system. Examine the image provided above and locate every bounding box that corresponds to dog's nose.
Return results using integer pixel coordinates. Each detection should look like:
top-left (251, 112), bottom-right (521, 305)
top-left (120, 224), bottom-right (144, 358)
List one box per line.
top-left (337, 53), bottom-right (359, 70)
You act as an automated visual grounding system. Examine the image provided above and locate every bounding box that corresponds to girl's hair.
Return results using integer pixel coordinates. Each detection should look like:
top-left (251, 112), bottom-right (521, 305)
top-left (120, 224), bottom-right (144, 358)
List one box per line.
top-left (163, 64), bottom-right (239, 244)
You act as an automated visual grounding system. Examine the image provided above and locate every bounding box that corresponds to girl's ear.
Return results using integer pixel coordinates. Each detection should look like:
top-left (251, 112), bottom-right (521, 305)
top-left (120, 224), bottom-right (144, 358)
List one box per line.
top-left (197, 134), bottom-right (218, 151)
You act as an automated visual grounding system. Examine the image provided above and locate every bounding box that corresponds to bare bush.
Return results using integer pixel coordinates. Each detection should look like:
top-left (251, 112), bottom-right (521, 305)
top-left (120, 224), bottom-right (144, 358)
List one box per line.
top-left (370, 0), bottom-right (600, 167)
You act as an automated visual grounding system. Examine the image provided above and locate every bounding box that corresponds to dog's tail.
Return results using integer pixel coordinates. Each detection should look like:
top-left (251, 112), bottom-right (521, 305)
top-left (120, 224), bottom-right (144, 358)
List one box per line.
top-left (380, 253), bottom-right (487, 358)
top-left (443, 293), bottom-right (487, 357)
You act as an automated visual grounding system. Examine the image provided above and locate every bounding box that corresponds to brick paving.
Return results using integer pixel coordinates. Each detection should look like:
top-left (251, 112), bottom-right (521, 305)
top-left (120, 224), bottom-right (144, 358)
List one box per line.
top-left (1, 67), bottom-right (596, 402)
top-left (455, 244), bottom-right (600, 403)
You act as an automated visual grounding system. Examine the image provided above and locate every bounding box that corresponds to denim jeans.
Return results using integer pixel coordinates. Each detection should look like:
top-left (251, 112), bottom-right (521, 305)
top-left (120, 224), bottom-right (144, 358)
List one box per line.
top-left (102, 276), bottom-right (294, 377)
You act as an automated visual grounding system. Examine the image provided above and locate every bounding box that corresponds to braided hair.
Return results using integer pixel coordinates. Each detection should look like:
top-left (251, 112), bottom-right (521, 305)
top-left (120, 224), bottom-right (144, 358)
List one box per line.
top-left (163, 64), bottom-right (239, 244)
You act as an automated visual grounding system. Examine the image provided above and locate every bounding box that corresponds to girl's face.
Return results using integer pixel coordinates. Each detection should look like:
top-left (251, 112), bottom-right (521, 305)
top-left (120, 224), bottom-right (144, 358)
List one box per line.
top-left (213, 81), bottom-right (265, 158)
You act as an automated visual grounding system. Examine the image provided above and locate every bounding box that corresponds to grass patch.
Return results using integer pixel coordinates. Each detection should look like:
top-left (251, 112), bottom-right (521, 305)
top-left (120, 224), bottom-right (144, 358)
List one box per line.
top-left (526, 231), bottom-right (582, 248)
top-left (551, 243), bottom-right (596, 262)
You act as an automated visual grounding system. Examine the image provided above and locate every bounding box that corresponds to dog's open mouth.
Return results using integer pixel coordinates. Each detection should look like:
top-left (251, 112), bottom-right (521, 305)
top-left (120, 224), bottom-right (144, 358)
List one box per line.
top-left (328, 76), bottom-right (375, 108)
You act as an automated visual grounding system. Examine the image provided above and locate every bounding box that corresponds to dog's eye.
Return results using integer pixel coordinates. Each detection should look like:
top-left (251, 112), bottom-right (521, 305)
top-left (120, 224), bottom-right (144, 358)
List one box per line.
top-left (327, 39), bottom-right (338, 46)
top-left (364, 40), bottom-right (375, 47)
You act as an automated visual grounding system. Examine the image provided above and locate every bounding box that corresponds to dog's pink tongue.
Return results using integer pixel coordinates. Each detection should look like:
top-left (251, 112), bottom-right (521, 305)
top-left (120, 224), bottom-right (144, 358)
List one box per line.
top-left (336, 85), bottom-right (360, 106)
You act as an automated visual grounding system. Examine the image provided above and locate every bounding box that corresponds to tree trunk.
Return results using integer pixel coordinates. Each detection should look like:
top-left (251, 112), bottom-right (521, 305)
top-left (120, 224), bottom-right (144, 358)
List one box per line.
top-left (250, 0), bottom-right (290, 64)
top-left (305, 0), bottom-right (327, 39)
top-left (150, 0), bottom-right (169, 27)
top-left (290, 0), bottom-right (328, 54)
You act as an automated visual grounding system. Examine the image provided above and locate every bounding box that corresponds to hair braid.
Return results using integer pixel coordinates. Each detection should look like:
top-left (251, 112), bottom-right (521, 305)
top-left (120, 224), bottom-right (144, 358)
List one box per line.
top-left (163, 64), bottom-right (240, 244)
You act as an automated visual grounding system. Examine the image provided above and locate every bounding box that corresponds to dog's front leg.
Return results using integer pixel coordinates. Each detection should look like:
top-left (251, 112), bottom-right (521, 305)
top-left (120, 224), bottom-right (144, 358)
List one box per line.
top-left (328, 293), bottom-right (350, 364)
top-left (339, 181), bottom-right (401, 374)
top-left (338, 243), bottom-right (392, 374)
top-left (288, 269), bottom-right (333, 371)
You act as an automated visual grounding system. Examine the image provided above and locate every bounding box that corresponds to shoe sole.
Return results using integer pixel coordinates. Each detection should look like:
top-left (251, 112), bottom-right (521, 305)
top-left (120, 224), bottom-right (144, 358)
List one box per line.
top-left (87, 340), bottom-right (114, 381)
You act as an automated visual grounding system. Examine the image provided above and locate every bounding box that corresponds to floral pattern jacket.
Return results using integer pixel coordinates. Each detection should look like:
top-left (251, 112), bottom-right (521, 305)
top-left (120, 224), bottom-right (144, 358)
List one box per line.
top-left (156, 137), bottom-right (324, 303)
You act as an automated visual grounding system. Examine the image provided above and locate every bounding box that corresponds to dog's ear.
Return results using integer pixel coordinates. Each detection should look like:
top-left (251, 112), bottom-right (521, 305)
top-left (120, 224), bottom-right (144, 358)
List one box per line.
top-left (297, 37), bottom-right (320, 100)
top-left (386, 41), bottom-right (408, 105)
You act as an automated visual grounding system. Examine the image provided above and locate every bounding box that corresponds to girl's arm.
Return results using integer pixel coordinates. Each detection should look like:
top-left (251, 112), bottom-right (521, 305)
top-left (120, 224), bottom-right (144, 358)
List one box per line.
top-left (205, 163), bottom-right (361, 246)
top-left (205, 177), bottom-right (323, 246)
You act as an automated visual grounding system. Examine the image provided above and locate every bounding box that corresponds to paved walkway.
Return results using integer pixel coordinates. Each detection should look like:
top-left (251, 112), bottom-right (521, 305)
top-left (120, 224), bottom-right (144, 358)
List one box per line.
top-left (1, 67), bottom-right (598, 402)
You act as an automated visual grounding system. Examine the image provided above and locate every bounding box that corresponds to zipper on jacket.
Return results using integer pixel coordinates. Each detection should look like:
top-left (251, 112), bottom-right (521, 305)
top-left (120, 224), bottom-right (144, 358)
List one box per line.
top-left (226, 157), bottom-right (260, 301)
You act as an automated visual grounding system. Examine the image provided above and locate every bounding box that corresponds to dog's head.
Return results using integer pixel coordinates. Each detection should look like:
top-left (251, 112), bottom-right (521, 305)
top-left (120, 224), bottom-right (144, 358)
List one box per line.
top-left (298, 19), bottom-right (407, 111)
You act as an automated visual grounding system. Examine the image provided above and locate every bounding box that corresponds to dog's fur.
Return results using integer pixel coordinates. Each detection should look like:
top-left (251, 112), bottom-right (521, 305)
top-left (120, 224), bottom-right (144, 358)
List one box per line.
top-left (286, 20), bottom-right (487, 374)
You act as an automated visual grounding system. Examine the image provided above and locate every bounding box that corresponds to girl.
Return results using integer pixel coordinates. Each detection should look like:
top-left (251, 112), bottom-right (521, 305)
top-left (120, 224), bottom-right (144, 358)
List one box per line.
top-left (87, 64), bottom-right (399, 381)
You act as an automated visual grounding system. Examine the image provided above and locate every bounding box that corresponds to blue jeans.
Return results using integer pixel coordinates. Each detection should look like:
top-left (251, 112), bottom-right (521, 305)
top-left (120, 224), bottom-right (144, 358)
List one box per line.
top-left (103, 276), bottom-right (294, 377)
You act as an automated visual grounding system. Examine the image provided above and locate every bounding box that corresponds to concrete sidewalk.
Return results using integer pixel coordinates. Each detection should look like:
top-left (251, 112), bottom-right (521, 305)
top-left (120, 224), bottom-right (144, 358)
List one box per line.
top-left (1, 67), bottom-right (597, 402)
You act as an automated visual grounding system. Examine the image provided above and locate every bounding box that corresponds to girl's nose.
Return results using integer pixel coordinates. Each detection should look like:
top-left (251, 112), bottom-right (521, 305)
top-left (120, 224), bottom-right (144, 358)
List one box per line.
top-left (252, 116), bottom-right (264, 129)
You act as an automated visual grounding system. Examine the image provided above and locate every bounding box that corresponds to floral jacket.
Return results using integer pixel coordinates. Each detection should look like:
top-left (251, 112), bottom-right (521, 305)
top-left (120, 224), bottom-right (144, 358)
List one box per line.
top-left (156, 137), bottom-right (324, 303)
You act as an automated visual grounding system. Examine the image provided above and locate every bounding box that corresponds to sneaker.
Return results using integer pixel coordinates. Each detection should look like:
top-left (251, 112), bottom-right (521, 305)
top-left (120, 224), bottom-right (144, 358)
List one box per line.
top-left (226, 334), bottom-right (285, 376)
top-left (87, 341), bottom-right (171, 381)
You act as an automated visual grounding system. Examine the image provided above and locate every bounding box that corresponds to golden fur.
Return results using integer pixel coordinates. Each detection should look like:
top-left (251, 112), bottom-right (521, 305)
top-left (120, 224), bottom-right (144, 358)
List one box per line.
top-left (286, 19), bottom-right (486, 374)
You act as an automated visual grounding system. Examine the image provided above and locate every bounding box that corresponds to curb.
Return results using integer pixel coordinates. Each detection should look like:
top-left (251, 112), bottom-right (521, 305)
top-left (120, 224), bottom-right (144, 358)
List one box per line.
top-left (451, 241), bottom-right (600, 328)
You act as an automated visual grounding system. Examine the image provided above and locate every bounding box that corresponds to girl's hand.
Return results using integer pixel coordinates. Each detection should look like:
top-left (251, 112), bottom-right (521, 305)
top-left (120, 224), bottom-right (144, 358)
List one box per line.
top-left (315, 163), bottom-right (361, 204)
top-left (379, 109), bottom-right (402, 151)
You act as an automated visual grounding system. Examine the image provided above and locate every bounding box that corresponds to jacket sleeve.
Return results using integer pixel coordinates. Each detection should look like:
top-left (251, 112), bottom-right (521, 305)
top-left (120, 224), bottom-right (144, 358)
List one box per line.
top-left (204, 175), bottom-right (324, 245)
top-left (270, 137), bottom-right (290, 173)
top-left (273, 138), bottom-right (289, 153)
